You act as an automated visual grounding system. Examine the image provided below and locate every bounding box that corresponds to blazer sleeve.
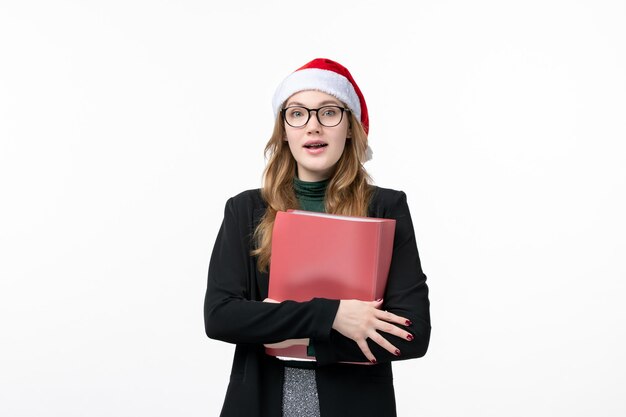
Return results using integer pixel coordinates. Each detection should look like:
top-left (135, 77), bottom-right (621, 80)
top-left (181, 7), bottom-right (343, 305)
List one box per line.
top-left (204, 196), bottom-right (340, 345)
top-left (312, 191), bottom-right (431, 366)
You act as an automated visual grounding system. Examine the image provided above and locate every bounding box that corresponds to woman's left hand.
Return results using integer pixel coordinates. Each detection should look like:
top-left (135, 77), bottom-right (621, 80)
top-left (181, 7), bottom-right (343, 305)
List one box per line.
top-left (332, 298), bottom-right (412, 363)
top-left (262, 298), bottom-right (310, 348)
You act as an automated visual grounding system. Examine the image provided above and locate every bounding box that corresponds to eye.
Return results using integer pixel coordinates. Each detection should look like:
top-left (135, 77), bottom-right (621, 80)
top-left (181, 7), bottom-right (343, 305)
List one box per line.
top-left (322, 108), bottom-right (337, 117)
top-left (289, 109), bottom-right (304, 118)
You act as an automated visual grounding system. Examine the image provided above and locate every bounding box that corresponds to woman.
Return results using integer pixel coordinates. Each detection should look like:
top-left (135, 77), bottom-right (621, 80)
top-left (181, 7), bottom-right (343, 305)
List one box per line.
top-left (204, 58), bottom-right (430, 417)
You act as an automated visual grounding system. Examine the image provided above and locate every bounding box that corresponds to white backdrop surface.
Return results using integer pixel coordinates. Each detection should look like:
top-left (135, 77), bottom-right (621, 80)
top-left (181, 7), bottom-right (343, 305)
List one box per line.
top-left (1, 1), bottom-right (625, 416)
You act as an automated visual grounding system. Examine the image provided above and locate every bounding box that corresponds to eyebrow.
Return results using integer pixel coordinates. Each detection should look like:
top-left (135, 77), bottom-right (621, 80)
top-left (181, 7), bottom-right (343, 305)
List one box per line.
top-left (285, 100), bottom-right (342, 108)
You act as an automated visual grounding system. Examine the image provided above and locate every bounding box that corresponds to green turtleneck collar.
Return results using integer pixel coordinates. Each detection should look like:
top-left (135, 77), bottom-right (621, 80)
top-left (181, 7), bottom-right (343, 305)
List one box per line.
top-left (293, 177), bottom-right (328, 213)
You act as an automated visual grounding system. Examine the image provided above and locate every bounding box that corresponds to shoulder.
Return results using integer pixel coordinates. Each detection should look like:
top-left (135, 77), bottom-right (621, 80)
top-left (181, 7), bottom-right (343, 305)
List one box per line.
top-left (368, 185), bottom-right (411, 219)
top-left (222, 188), bottom-right (267, 226)
top-left (226, 188), bottom-right (265, 209)
top-left (370, 185), bottom-right (407, 207)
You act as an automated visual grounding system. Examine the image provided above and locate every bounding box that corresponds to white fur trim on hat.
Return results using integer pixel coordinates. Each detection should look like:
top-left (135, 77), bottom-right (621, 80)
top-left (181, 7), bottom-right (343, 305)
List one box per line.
top-left (272, 68), bottom-right (362, 120)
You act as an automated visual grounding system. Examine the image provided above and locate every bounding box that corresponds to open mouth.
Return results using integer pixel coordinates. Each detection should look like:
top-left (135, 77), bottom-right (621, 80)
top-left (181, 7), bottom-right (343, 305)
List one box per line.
top-left (303, 142), bottom-right (328, 149)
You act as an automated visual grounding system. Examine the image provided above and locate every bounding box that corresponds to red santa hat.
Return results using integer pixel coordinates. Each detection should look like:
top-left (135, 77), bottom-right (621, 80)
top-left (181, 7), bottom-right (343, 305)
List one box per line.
top-left (272, 58), bottom-right (370, 135)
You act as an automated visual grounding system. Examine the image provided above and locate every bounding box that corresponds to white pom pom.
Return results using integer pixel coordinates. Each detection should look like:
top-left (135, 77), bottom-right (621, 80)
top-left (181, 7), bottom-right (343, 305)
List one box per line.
top-left (364, 145), bottom-right (373, 162)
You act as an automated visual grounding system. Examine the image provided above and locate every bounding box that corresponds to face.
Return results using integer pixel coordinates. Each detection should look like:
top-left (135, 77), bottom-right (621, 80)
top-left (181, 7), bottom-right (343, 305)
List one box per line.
top-left (283, 90), bottom-right (351, 182)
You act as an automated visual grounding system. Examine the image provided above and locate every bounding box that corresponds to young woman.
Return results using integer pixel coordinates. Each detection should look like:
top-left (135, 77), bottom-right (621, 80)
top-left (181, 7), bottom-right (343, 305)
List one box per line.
top-left (204, 58), bottom-right (431, 417)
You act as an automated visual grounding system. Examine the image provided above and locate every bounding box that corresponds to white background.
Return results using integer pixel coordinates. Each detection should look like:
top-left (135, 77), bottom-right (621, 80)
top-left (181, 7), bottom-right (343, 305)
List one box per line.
top-left (1, 1), bottom-right (625, 416)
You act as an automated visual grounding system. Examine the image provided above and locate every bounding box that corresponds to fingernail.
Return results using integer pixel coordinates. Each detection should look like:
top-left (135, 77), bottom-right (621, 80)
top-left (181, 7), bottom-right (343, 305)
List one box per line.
top-left (371, 359), bottom-right (377, 364)
top-left (375, 298), bottom-right (383, 302)
top-left (405, 320), bottom-right (412, 326)
top-left (395, 349), bottom-right (401, 356)
top-left (406, 334), bottom-right (414, 341)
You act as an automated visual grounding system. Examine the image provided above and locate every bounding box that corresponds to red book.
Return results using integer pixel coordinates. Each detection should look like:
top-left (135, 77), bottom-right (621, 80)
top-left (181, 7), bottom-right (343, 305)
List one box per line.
top-left (265, 210), bottom-right (396, 361)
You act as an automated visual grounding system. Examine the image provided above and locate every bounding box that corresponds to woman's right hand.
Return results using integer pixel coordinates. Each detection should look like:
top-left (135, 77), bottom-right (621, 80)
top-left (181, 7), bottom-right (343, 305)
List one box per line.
top-left (331, 299), bottom-right (413, 363)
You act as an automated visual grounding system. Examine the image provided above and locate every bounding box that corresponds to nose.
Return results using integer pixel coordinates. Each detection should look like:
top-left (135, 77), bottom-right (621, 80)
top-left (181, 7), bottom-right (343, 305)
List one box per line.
top-left (306, 110), bottom-right (322, 133)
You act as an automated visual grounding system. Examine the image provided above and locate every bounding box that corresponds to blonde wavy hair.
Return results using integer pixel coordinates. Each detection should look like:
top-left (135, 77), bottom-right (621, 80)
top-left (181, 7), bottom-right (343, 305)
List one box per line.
top-left (252, 111), bottom-right (373, 272)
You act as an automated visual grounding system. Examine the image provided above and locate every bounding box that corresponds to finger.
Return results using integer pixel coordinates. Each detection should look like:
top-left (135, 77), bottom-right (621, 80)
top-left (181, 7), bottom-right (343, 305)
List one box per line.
top-left (356, 338), bottom-right (377, 364)
top-left (374, 309), bottom-right (412, 327)
top-left (369, 330), bottom-right (401, 357)
top-left (370, 298), bottom-right (384, 308)
top-left (376, 320), bottom-right (414, 342)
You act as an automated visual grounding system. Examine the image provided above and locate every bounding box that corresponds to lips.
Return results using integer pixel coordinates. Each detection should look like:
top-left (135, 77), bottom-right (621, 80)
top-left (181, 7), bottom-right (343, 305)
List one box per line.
top-left (303, 140), bottom-right (328, 149)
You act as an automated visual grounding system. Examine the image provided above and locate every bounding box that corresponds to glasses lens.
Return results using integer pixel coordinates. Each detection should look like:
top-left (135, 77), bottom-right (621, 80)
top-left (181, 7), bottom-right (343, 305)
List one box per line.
top-left (284, 107), bottom-right (308, 127)
top-left (318, 106), bottom-right (343, 127)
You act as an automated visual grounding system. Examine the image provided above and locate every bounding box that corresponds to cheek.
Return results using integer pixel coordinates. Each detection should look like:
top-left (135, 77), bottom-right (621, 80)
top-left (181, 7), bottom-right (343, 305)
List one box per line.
top-left (284, 129), bottom-right (300, 145)
top-left (285, 138), bottom-right (301, 159)
top-left (332, 139), bottom-right (348, 159)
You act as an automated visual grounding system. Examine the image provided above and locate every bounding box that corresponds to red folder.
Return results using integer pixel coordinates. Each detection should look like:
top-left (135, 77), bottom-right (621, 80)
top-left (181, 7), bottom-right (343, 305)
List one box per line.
top-left (265, 210), bottom-right (396, 361)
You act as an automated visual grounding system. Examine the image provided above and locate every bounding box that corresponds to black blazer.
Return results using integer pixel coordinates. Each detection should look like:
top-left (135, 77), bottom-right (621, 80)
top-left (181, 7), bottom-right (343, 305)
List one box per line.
top-left (204, 186), bottom-right (431, 417)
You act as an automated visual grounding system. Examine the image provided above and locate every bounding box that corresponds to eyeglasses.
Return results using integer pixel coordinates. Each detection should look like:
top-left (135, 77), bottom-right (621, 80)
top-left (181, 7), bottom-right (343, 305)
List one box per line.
top-left (282, 105), bottom-right (350, 128)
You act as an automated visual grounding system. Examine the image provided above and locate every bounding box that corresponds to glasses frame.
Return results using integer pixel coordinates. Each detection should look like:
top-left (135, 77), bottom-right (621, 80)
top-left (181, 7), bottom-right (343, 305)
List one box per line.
top-left (281, 105), bottom-right (350, 128)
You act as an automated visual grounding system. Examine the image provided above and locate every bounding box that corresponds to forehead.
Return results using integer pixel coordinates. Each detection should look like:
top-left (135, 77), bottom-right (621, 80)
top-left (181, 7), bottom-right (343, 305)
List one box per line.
top-left (285, 90), bottom-right (342, 107)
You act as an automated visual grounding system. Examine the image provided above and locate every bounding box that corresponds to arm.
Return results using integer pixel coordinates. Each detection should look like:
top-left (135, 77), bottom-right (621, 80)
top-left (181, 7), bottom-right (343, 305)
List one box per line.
top-left (262, 298), bottom-right (309, 348)
top-left (312, 191), bottom-right (431, 365)
top-left (204, 197), bottom-right (340, 345)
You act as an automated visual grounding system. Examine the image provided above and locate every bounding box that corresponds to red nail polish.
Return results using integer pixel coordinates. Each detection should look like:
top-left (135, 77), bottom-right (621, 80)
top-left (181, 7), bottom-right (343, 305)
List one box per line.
top-left (405, 320), bottom-right (412, 326)
top-left (406, 334), bottom-right (414, 341)
top-left (395, 349), bottom-right (401, 356)
top-left (371, 359), bottom-right (377, 364)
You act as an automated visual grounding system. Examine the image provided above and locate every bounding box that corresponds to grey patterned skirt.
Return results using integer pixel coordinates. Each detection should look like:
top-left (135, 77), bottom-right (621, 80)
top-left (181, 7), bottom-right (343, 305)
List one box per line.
top-left (282, 367), bottom-right (321, 416)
